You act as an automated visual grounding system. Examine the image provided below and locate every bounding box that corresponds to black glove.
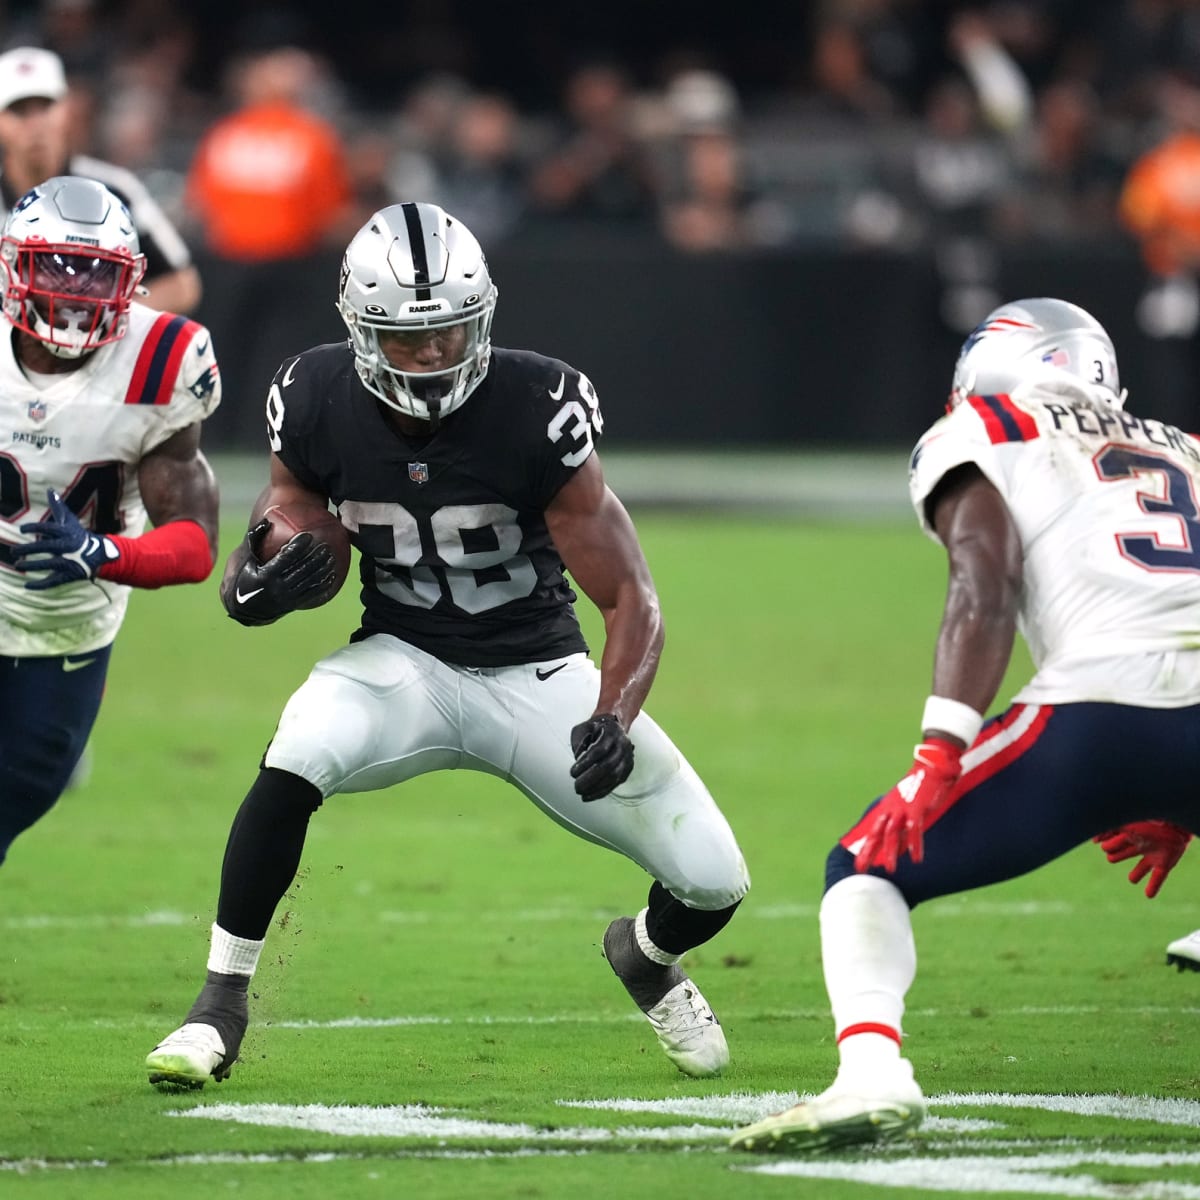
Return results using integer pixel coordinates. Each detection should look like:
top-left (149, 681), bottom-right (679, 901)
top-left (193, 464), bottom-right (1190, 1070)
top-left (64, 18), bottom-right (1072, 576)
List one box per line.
top-left (570, 713), bottom-right (635, 802)
top-left (223, 520), bottom-right (338, 626)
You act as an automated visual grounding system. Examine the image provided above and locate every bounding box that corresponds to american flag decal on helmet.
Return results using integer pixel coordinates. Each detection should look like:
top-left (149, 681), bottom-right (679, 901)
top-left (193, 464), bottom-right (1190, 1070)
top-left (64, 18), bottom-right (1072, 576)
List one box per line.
top-left (408, 462), bottom-right (429, 484)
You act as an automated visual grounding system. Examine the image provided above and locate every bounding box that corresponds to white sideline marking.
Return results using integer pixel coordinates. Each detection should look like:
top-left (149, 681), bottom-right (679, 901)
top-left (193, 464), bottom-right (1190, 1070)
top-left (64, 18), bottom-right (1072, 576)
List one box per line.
top-left (557, 1094), bottom-right (1001, 1134)
top-left (2, 1149), bottom-right (592, 1171)
top-left (1, 897), bottom-right (1145, 931)
top-left (269, 1004), bottom-right (1200, 1030)
top-left (560, 1092), bottom-right (1200, 1128)
top-left (272, 1013), bottom-right (644, 1029)
top-left (939, 1092), bottom-right (1200, 1127)
top-left (169, 1103), bottom-right (731, 1143)
top-left (3, 910), bottom-right (188, 930)
top-left (744, 1151), bottom-right (1200, 1198)
top-left (64, 1002), bottom-right (1200, 1035)
top-left (168, 1092), bottom-right (1200, 1140)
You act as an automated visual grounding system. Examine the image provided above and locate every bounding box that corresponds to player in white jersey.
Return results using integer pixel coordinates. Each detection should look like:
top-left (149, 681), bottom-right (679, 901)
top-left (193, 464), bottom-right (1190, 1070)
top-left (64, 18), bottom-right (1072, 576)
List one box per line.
top-left (732, 298), bottom-right (1198, 1155)
top-left (0, 175), bottom-right (219, 864)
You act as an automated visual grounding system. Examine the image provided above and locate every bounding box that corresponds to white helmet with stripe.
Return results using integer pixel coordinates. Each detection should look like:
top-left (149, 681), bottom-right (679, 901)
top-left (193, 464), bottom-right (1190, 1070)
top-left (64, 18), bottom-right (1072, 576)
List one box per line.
top-left (950, 298), bottom-right (1124, 410)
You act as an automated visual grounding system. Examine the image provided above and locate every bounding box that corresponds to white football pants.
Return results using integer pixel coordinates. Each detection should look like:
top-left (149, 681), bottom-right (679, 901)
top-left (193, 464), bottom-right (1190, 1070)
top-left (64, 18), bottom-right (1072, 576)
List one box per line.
top-left (264, 635), bottom-right (749, 910)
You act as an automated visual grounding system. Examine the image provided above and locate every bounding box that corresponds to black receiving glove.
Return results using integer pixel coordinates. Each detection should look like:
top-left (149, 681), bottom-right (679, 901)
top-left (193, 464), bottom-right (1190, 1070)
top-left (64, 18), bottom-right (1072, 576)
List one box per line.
top-left (570, 713), bottom-right (635, 802)
top-left (223, 520), bottom-right (338, 627)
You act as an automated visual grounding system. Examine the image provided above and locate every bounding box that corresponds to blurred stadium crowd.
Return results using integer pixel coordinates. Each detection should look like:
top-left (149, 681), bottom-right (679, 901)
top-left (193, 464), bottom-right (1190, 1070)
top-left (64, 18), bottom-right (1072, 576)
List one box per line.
top-left (11, 0), bottom-right (1200, 440)
top-left (13, 0), bottom-right (1200, 255)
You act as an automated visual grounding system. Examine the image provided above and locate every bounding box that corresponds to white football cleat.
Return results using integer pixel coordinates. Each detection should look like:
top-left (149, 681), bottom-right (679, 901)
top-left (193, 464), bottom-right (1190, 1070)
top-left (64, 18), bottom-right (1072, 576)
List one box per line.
top-left (603, 916), bottom-right (729, 1077)
top-left (145, 1022), bottom-right (229, 1089)
top-left (1166, 930), bottom-right (1200, 972)
top-left (730, 1061), bottom-right (926, 1153)
top-left (642, 978), bottom-right (730, 1077)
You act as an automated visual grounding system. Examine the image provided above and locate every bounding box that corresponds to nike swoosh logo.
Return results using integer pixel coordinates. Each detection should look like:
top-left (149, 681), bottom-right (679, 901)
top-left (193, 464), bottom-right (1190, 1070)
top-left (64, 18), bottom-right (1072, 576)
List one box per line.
top-left (62, 656), bottom-right (96, 672)
top-left (548, 373), bottom-right (565, 402)
top-left (235, 587), bottom-right (264, 604)
top-left (281, 359), bottom-right (299, 388)
top-left (195, 336), bottom-right (209, 356)
top-left (535, 663), bottom-right (567, 681)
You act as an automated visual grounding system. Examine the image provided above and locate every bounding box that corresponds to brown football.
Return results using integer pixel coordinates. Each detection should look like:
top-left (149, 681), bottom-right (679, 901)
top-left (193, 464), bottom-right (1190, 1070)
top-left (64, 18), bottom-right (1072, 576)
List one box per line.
top-left (258, 502), bottom-right (352, 605)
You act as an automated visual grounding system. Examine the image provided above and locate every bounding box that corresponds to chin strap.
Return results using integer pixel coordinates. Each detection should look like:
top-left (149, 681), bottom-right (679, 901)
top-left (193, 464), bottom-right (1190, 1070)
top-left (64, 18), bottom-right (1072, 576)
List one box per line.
top-left (423, 392), bottom-right (442, 432)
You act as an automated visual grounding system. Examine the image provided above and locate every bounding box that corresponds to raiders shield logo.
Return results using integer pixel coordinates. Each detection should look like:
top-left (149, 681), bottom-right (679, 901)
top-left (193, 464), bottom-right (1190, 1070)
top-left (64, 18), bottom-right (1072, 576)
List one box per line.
top-left (408, 462), bottom-right (429, 484)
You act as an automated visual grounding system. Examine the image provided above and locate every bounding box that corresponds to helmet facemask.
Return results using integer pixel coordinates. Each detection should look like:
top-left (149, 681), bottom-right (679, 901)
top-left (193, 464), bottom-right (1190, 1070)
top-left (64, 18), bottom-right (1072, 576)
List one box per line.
top-left (342, 295), bottom-right (495, 422)
top-left (2, 242), bottom-right (144, 357)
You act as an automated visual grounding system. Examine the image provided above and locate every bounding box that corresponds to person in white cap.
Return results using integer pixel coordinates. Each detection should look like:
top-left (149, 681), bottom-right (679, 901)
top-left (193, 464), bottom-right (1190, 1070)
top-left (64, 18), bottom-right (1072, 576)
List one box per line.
top-left (0, 46), bottom-right (200, 314)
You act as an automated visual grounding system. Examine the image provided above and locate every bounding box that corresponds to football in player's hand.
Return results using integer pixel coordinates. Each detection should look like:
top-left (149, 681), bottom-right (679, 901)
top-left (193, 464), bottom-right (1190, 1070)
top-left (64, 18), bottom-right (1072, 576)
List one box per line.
top-left (258, 502), bottom-right (352, 601)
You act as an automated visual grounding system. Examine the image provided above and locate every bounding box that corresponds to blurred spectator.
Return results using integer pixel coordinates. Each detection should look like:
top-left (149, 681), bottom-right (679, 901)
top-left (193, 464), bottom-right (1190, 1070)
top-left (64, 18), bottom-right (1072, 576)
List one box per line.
top-left (527, 60), bottom-right (660, 228)
top-left (802, 18), bottom-right (899, 123)
top-left (1002, 80), bottom-right (1125, 241)
top-left (432, 92), bottom-right (528, 245)
top-left (895, 12), bottom-right (1033, 336)
top-left (0, 45), bottom-right (200, 314)
top-left (1118, 65), bottom-right (1200, 426)
top-left (184, 44), bottom-right (354, 449)
top-left (656, 69), bottom-right (787, 252)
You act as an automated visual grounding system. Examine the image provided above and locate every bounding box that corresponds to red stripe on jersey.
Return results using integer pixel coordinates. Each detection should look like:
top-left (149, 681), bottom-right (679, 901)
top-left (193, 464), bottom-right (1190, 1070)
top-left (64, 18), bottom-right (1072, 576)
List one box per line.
top-left (965, 393), bottom-right (1008, 443)
top-left (124, 314), bottom-right (201, 405)
top-left (151, 317), bottom-right (199, 406)
top-left (965, 393), bottom-right (1040, 444)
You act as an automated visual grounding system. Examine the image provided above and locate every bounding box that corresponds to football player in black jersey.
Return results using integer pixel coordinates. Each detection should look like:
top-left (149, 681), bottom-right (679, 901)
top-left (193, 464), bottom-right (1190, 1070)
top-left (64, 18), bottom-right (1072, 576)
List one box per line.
top-left (146, 201), bottom-right (750, 1090)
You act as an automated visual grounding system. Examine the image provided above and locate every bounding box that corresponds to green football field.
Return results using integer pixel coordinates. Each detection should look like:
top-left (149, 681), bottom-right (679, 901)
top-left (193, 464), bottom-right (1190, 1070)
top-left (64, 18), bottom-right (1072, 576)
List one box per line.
top-left (3, 456), bottom-right (1200, 1200)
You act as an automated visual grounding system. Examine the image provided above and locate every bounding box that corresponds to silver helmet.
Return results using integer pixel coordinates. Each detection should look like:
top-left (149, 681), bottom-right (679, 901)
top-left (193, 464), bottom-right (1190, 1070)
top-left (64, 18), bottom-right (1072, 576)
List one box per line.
top-left (950, 298), bottom-right (1124, 409)
top-left (336, 201), bottom-right (497, 421)
top-left (0, 175), bottom-right (146, 358)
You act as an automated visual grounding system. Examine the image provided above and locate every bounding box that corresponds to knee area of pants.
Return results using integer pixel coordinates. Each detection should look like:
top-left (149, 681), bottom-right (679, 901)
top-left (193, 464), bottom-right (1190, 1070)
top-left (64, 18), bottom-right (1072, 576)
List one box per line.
top-left (821, 865), bottom-right (911, 911)
top-left (671, 876), bottom-right (749, 911)
top-left (825, 843), bottom-right (857, 891)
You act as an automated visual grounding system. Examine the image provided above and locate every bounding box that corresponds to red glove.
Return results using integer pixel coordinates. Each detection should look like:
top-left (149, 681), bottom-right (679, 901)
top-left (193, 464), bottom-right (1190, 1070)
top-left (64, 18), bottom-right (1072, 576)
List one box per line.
top-left (854, 738), bottom-right (963, 874)
top-left (1092, 821), bottom-right (1192, 899)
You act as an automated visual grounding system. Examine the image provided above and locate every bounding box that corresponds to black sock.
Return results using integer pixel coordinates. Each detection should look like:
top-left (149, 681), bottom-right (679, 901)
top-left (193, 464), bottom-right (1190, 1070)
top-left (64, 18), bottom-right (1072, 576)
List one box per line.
top-left (644, 881), bottom-right (741, 956)
top-left (215, 767), bottom-right (322, 939)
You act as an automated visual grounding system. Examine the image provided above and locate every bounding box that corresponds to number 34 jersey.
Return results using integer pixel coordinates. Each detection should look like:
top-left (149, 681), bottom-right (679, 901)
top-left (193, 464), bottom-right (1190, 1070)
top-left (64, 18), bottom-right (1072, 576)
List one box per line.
top-left (909, 379), bottom-right (1200, 707)
top-left (270, 344), bottom-right (604, 667)
top-left (0, 305), bottom-right (220, 657)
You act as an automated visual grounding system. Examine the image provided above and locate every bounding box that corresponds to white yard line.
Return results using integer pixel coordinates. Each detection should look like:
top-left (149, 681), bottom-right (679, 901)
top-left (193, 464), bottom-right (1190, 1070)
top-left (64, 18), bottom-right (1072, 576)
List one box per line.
top-left (2, 897), bottom-right (1122, 931)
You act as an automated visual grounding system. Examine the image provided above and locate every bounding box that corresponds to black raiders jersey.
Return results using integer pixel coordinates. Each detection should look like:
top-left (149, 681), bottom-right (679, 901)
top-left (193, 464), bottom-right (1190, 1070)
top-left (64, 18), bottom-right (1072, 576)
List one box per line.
top-left (268, 343), bottom-right (605, 667)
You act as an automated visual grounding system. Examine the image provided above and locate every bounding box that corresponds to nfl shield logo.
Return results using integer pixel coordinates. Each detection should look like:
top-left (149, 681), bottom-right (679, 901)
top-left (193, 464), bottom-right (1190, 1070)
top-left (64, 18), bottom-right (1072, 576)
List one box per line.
top-left (408, 462), bottom-right (429, 484)
top-left (27, 399), bottom-right (46, 423)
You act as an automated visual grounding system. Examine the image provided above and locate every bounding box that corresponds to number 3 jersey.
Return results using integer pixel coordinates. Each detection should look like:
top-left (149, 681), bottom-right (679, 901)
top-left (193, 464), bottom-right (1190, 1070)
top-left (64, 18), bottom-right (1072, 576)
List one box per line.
top-left (0, 305), bottom-right (220, 656)
top-left (909, 378), bottom-right (1200, 706)
top-left (271, 343), bottom-right (603, 667)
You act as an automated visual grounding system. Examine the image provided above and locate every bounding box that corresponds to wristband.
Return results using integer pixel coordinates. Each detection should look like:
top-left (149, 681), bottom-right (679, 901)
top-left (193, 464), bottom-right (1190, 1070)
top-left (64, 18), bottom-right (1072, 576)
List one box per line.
top-left (920, 695), bottom-right (983, 747)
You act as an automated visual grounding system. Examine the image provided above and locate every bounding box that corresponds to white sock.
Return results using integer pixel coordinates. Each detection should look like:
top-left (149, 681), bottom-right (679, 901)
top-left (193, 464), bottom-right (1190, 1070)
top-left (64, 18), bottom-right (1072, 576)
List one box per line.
top-left (635, 907), bottom-right (682, 967)
top-left (819, 874), bottom-right (915, 1071)
top-left (207, 922), bottom-right (264, 978)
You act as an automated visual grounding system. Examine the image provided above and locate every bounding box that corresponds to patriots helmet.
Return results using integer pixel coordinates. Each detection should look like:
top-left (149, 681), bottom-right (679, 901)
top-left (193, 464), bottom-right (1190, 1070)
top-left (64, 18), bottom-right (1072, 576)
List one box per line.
top-left (950, 298), bottom-right (1124, 410)
top-left (336, 201), bottom-right (498, 422)
top-left (0, 175), bottom-right (146, 358)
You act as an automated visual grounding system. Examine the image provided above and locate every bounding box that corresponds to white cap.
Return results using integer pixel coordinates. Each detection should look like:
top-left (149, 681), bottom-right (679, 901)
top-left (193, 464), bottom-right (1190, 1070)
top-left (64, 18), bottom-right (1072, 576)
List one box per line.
top-left (0, 47), bottom-right (67, 111)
